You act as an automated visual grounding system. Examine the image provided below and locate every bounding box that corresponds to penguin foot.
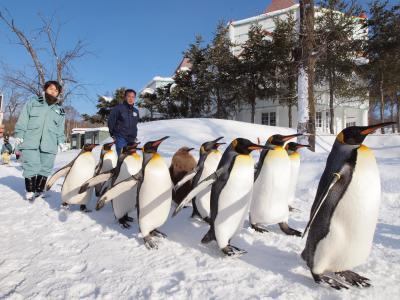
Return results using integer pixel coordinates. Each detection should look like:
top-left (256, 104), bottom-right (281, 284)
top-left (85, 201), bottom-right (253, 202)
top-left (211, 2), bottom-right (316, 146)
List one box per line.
top-left (222, 245), bottom-right (247, 257)
top-left (125, 215), bottom-right (134, 222)
top-left (279, 222), bottom-right (302, 237)
top-left (150, 229), bottom-right (167, 238)
top-left (144, 236), bottom-right (158, 250)
top-left (336, 271), bottom-right (371, 288)
top-left (201, 228), bottom-right (216, 244)
top-left (312, 272), bottom-right (348, 290)
top-left (251, 224), bottom-right (269, 233)
top-left (118, 218), bottom-right (131, 229)
top-left (80, 205), bottom-right (92, 213)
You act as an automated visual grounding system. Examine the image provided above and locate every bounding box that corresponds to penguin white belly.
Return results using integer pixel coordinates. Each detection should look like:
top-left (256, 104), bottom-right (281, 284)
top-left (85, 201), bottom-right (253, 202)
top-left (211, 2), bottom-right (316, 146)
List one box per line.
top-left (288, 155), bottom-right (300, 206)
top-left (313, 146), bottom-right (381, 274)
top-left (196, 152), bottom-right (222, 218)
top-left (138, 156), bottom-right (173, 237)
top-left (62, 153), bottom-right (96, 205)
top-left (215, 155), bottom-right (254, 249)
top-left (251, 148), bottom-right (291, 225)
top-left (113, 154), bottom-right (142, 219)
top-left (101, 152), bottom-right (117, 172)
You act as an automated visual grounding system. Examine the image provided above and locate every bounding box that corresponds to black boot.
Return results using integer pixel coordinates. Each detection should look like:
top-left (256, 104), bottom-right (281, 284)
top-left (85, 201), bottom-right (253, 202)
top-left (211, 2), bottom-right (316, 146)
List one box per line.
top-left (25, 176), bottom-right (36, 201)
top-left (35, 175), bottom-right (48, 198)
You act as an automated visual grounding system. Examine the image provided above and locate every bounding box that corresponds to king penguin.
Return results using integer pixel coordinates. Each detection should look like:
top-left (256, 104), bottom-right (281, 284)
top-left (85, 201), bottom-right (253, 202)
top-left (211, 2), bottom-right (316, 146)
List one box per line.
top-left (94, 142), bottom-right (118, 196)
top-left (97, 137), bottom-right (173, 249)
top-left (285, 142), bottom-right (310, 211)
top-left (301, 122), bottom-right (395, 290)
top-left (174, 137), bottom-right (225, 222)
top-left (169, 147), bottom-right (197, 205)
top-left (173, 138), bottom-right (273, 257)
top-left (46, 143), bottom-right (98, 212)
top-left (250, 133), bottom-right (303, 236)
top-left (79, 143), bottom-right (142, 228)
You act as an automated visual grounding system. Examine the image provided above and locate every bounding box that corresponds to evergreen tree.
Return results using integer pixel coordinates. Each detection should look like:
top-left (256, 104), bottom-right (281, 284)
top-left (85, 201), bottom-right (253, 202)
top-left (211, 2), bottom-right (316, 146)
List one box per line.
top-left (365, 0), bottom-right (400, 133)
top-left (238, 25), bottom-right (275, 123)
top-left (207, 22), bottom-right (241, 119)
top-left (315, 0), bottom-right (366, 133)
top-left (82, 88), bottom-right (125, 124)
top-left (271, 13), bottom-right (298, 127)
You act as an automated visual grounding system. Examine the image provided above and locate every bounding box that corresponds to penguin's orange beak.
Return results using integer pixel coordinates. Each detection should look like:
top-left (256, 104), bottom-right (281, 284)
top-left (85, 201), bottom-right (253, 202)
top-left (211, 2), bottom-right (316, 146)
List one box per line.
top-left (360, 122), bottom-right (396, 135)
top-left (152, 136), bottom-right (169, 147)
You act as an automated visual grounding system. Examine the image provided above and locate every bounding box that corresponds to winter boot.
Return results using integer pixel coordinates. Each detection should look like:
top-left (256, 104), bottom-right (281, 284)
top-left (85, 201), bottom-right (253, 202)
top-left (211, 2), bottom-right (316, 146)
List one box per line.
top-left (25, 176), bottom-right (36, 201)
top-left (35, 175), bottom-right (48, 198)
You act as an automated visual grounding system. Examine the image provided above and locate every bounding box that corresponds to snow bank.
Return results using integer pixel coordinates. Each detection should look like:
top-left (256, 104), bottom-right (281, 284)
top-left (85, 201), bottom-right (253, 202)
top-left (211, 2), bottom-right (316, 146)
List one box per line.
top-left (1, 118), bottom-right (400, 299)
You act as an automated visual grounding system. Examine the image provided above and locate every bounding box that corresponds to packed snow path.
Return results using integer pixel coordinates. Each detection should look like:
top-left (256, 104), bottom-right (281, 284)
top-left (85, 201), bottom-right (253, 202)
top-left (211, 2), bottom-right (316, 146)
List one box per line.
top-left (1, 119), bottom-right (400, 299)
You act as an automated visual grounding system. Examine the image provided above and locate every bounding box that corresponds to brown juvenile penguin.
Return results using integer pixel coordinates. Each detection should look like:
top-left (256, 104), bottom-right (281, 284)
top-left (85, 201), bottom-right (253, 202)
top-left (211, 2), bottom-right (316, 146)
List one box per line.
top-left (169, 147), bottom-right (197, 205)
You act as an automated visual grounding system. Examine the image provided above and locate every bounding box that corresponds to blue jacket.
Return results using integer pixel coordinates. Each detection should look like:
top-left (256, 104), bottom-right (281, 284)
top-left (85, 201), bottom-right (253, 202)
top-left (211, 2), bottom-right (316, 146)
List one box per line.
top-left (14, 95), bottom-right (66, 154)
top-left (107, 102), bottom-right (139, 142)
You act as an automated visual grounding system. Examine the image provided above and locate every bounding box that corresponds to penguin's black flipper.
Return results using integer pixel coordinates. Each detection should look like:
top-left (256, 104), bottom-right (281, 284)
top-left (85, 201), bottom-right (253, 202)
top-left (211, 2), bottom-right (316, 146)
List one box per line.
top-left (173, 168), bottom-right (225, 217)
top-left (302, 163), bottom-right (352, 238)
top-left (79, 171), bottom-right (114, 194)
top-left (173, 166), bottom-right (199, 191)
top-left (96, 174), bottom-right (140, 210)
top-left (46, 165), bottom-right (72, 191)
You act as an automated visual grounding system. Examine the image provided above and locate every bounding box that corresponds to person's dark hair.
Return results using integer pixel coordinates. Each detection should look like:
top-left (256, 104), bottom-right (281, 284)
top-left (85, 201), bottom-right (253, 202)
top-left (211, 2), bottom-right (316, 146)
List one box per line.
top-left (124, 89), bottom-right (136, 97)
top-left (43, 81), bottom-right (62, 94)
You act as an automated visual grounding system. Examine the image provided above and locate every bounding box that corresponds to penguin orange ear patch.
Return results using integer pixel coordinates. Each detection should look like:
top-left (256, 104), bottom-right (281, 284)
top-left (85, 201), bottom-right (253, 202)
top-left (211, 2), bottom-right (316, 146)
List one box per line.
top-left (232, 139), bottom-right (238, 148)
top-left (337, 132), bottom-right (344, 144)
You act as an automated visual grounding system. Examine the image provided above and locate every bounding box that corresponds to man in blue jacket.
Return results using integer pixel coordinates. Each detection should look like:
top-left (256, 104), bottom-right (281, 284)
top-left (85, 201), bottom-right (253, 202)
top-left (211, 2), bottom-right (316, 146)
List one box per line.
top-left (107, 89), bottom-right (140, 156)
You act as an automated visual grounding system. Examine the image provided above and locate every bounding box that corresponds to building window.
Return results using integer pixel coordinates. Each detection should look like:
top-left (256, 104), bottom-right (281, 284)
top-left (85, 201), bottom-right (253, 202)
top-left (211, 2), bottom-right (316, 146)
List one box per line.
top-left (316, 112), bottom-right (322, 128)
top-left (346, 121), bottom-right (356, 127)
top-left (261, 112), bottom-right (276, 126)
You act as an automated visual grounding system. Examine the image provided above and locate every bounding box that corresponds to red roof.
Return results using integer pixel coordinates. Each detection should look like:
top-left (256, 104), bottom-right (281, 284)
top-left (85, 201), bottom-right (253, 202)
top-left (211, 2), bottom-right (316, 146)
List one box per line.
top-left (265, 0), bottom-right (296, 13)
top-left (175, 57), bottom-right (193, 73)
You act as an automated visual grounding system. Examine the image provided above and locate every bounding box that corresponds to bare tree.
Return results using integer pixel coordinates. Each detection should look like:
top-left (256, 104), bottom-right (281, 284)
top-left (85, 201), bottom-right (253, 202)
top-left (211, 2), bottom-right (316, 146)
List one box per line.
top-left (0, 9), bottom-right (89, 103)
top-left (1, 87), bottom-right (26, 133)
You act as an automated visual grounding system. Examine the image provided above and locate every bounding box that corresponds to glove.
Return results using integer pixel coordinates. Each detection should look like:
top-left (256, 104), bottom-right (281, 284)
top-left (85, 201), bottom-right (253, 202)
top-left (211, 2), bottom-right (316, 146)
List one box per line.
top-left (58, 143), bottom-right (69, 152)
top-left (14, 138), bottom-right (23, 146)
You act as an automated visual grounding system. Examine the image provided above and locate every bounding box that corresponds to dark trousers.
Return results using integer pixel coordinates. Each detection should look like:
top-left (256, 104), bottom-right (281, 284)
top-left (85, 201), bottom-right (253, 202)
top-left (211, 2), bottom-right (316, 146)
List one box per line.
top-left (115, 136), bottom-right (128, 157)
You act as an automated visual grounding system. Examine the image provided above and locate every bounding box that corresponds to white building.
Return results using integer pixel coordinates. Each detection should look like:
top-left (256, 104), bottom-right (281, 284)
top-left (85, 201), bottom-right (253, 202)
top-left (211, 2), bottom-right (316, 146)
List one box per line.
top-left (141, 0), bottom-right (368, 133)
top-left (139, 76), bottom-right (174, 119)
top-left (228, 0), bottom-right (369, 133)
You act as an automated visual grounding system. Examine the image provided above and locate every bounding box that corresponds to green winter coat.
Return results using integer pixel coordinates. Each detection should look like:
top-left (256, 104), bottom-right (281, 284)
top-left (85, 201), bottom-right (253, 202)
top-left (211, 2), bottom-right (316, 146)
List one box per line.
top-left (14, 95), bottom-right (66, 154)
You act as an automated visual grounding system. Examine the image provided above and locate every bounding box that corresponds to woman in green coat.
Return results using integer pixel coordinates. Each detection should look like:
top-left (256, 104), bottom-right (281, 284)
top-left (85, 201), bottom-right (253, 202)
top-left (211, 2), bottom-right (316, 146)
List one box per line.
top-left (14, 81), bottom-right (66, 201)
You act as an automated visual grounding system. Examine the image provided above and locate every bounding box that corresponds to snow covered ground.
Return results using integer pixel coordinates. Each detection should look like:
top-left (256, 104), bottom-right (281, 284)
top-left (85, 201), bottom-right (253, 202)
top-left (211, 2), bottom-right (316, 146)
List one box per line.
top-left (1, 118), bottom-right (400, 299)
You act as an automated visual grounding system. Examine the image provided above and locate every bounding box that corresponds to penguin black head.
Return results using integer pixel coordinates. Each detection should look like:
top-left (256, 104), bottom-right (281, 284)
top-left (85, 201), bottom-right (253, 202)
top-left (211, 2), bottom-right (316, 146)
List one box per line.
top-left (121, 142), bottom-right (141, 154)
top-left (267, 133), bottom-right (302, 147)
top-left (142, 136), bottom-right (169, 153)
top-left (285, 142), bottom-right (311, 152)
top-left (102, 142), bottom-right (114, 151)
top-left (231, 138), bottom-right (275, 155)
top-left (336, 122), bottom-right (396, 145)
top-left (200, 137), bottom-right (225, 154)
top-left (83, 144), bottom-right (98, 152)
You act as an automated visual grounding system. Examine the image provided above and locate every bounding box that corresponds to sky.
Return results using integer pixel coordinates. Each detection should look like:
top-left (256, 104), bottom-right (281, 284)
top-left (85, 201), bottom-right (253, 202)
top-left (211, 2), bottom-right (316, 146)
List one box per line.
top-left (0, 0), bottom-right (397, 115)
